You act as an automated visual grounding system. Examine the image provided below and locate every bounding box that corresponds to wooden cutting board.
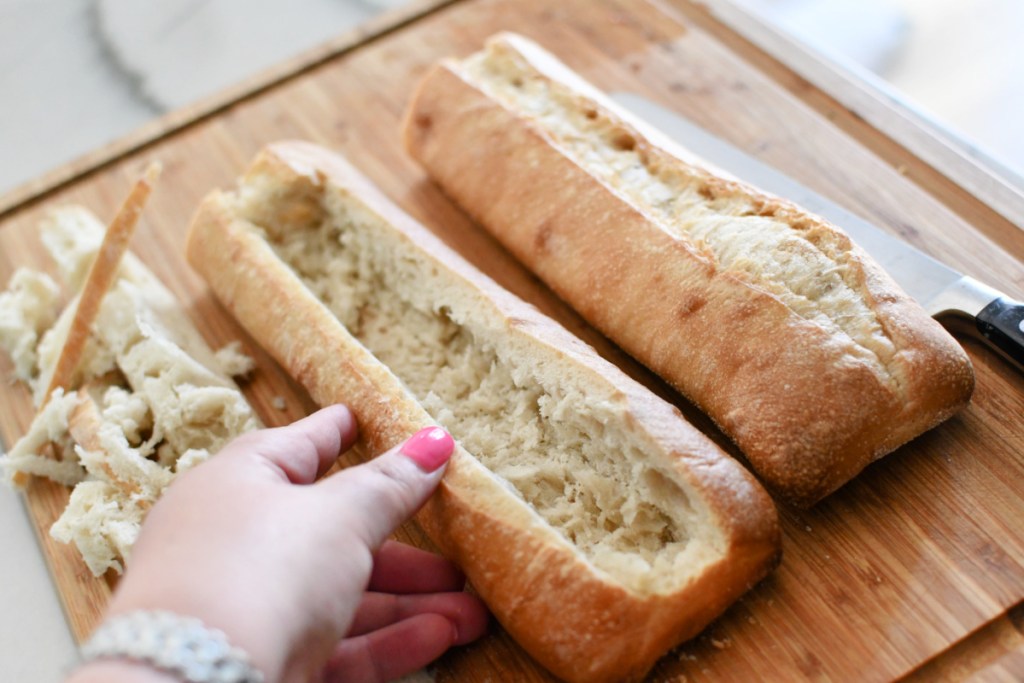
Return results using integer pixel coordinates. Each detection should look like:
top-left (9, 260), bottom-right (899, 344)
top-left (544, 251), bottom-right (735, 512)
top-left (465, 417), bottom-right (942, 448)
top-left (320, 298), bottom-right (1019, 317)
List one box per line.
top-left (1, 0), bottom-right (1023, 680)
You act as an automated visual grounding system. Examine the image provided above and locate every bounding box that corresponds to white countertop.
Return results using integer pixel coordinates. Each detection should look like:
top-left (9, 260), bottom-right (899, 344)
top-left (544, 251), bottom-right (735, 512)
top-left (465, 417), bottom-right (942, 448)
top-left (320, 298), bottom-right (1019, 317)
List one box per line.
top-left (0, 0), bottom-right (403, 195)
top-left (0, 484), bottom-right (77, 680)
top-left (1, 1), bottom-right (1022, 681)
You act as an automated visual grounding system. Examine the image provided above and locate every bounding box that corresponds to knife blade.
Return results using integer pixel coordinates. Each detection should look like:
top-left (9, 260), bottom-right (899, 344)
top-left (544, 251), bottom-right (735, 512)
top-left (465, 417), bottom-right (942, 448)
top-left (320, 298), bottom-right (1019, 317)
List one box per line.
top-left (610, 92), bottom-right (1024, 372)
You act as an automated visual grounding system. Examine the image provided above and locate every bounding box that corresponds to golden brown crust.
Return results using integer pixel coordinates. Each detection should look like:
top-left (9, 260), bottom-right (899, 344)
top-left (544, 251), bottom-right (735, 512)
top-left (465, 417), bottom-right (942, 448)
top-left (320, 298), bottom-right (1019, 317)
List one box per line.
top-left (43, 164), bottom-right (160, 402)
top-left (402, 34), bottom-right (975, 507)
top-left (186, 141), bottom-right (780, 683)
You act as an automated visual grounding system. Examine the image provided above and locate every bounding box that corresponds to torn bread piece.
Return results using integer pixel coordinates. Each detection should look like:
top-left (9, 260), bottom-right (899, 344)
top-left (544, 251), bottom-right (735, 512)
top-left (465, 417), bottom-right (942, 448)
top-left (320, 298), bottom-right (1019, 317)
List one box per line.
top-left (403, 32), bottom-right (975, 506)
top-left (0, 205), bottom-right (259, 575)
top-left (0, 268), bottom-right (60, 381)
top-left (186, 142), bottom-right (781, 683)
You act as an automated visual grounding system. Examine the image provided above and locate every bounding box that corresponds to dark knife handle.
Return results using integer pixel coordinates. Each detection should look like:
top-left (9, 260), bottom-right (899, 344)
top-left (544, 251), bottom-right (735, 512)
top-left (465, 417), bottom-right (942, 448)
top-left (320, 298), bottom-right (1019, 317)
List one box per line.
top-left (976, 296), bottom-right (1024, 371)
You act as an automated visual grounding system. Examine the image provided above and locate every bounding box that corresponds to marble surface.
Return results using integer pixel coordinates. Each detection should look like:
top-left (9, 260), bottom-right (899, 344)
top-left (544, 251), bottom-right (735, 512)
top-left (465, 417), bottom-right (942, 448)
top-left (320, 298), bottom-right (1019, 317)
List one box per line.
top-left (0, 1), bottom-right (1022, 681)
top-left (0, 0), bottom-right (402, 194)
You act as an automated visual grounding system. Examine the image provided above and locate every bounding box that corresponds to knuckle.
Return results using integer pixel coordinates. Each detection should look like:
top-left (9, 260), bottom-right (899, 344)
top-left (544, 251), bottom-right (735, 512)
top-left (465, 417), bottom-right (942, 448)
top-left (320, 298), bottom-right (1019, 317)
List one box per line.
top-left (369, 457), bottom-right (422, 511)
top-left (350, 457), bottom-right (426, 544)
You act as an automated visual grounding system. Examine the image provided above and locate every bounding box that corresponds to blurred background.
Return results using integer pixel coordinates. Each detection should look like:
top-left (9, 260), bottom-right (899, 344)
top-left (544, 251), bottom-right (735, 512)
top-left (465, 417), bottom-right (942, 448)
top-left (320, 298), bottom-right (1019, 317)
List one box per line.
top-left (737, 0), bottom-right (1024, 182)
top-left (1, 0), bottom-right (1023, 197)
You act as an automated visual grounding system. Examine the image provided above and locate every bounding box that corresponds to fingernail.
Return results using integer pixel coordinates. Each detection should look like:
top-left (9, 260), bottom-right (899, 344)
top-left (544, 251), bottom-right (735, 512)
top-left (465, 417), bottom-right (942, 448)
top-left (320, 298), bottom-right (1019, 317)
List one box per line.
top-left (400, 427), bottom-right (454, 472)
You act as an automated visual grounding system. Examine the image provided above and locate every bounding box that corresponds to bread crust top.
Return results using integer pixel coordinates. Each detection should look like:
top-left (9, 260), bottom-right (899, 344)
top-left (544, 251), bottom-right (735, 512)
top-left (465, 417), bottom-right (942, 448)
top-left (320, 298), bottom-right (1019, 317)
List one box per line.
top-left (403, 33), bottom-right (975, 506)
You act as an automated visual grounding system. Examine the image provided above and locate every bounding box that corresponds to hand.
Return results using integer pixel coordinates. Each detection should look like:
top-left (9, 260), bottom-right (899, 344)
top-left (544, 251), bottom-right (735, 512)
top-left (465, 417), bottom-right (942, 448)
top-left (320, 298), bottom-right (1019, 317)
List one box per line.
top-left (68, 405), bottom-right (489, 683)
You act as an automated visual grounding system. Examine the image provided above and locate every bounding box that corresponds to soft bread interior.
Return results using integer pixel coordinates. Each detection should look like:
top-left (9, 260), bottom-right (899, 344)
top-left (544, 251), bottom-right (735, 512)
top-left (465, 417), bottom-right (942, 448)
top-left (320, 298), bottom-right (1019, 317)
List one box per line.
top-left (232, 171), bottom-right (724, 595)
top-left (457, 35), bottom-right (899, 384)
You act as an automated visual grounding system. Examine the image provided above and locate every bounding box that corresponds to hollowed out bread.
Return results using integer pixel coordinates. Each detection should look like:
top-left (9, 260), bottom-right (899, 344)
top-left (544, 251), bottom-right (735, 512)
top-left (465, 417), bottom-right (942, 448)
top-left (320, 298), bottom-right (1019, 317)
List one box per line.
top-left (185, 142), bottom-right (781, 683)
top-left (402, 33), bottom-right (975, 506)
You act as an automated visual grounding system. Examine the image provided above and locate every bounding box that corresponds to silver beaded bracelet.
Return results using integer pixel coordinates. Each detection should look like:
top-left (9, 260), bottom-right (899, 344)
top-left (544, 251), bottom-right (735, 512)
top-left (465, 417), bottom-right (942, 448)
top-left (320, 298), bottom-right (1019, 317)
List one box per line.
top-left (79, 610), bottom-right (265, 683)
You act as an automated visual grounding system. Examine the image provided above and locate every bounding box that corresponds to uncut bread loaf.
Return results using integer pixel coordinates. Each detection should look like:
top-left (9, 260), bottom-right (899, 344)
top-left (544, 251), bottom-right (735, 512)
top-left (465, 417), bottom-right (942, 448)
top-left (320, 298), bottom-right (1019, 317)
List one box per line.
top-left (186, 141), bottom-right (780, 683)
top-left (403, 32), bottom-right (975, 507)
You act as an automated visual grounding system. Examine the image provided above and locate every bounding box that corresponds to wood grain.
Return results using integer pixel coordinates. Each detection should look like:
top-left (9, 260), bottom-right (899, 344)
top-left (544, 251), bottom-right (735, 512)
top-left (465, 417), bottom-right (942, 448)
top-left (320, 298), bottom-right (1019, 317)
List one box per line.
top-left (902, 604), bottom-right (1024, 681)
top-left (0, 0), bottom-right (1022, 680)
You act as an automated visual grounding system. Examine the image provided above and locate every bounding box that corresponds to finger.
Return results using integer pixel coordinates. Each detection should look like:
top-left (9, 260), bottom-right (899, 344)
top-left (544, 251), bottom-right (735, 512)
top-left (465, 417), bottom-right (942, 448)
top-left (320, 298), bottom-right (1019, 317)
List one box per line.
top-left (369, 541), bottom-right (464, 594)
top-left (324, 614), bottom-right (455, 683)
top-left (230, 404), bottom-right (357, 484)
top-left (317, 426), bottom-right (455, 549)
top-left (348, 591), bottom-right (489, 644)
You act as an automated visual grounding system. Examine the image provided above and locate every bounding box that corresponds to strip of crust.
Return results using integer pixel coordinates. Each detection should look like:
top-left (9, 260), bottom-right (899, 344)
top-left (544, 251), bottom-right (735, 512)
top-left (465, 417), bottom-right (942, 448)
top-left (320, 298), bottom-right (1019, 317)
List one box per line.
top-left (13, 165), bottom-right (159, 488)
top-left (402, 32), bottom-right (975, 506)
top-left (185, 141), bottom-right (781, 683)
top-left (42, 164), bottom-right (160, 402)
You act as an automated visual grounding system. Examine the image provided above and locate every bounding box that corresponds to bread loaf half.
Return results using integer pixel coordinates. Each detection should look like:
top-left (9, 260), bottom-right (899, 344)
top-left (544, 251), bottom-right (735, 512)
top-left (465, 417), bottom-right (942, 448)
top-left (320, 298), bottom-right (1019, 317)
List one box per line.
top-left (186, 141), bottom-right (781, 683)
top-left (403, 33), bottom-right (975, 506)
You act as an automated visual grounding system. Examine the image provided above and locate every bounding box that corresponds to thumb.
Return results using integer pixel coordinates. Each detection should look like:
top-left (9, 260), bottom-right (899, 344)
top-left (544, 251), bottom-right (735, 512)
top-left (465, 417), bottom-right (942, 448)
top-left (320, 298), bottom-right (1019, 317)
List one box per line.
top-left (318, 426), bottom-right (455, 550)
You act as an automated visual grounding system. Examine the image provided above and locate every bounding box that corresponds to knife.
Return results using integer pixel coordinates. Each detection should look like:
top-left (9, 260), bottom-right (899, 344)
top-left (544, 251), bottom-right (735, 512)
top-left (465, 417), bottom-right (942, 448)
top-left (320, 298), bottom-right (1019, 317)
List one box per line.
top-left (610, 92), bottom-right (1024, 373)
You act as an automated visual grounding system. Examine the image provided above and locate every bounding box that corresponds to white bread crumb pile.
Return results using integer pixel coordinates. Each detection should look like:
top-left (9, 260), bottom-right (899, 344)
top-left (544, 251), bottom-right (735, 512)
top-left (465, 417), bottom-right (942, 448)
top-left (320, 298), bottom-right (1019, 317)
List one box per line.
top-left (0, 206), bottom-right (259, 575)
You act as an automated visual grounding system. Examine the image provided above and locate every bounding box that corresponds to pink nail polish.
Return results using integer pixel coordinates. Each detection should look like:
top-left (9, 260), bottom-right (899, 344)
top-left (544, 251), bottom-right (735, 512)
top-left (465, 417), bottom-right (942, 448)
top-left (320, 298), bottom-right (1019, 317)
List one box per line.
top-left (400, 426), bottom-right (454, 472)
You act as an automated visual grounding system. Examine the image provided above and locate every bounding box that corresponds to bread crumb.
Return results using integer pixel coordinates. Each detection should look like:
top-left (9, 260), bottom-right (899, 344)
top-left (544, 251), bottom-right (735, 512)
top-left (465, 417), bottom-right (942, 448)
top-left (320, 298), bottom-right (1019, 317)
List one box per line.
top-left (272, 396), bottom-right (287, 411)
top-left (748, 616), bottom-right (758, 625)
top-left (214, 341), bottom-right (255, 377)
top-left (711, 636), bottom-right (731, 649)
top-left (1, 389), bottom-right (84, 487)
top-left (50, 479), bottom-right (141, 575)
top-left (805, 525), bottom-right (812, 532)
top-left (174, 448), bottom-right (211, 474)
top-left (896, 164), bottom-right (909, 175)
top-left (0, 268), bottom-right (60, 382)
top-left (39, 206), bottom-right (104, 290)
top-left (101, 386), bottom-right (152, 446)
